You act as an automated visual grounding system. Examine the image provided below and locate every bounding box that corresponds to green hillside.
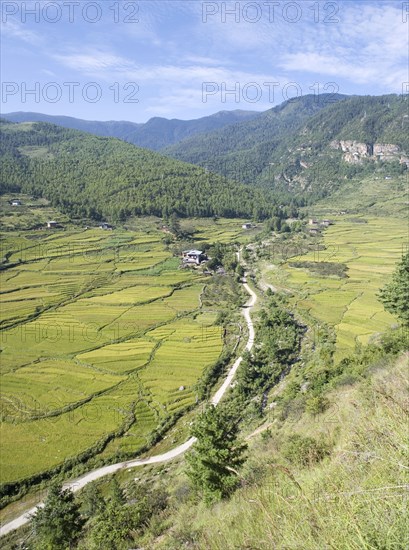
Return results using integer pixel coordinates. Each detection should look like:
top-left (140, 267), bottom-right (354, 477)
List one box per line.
top-left (153, 354), bottom-right (408, 550)
top-left (256, 94), bottom-right (409, 195)
top-left (164, 94), bottom-right (347, 184)
top-left (165, 94), bottom-right (408, 199)
top-left (0, 120), bottom-right (283, 221)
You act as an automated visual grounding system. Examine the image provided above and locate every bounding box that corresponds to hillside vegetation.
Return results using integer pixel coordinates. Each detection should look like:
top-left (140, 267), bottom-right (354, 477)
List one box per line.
top-left (164, 93), bottom-right (346, 185)
top-left (154, 353), bottom-right (408, 550)
top-left (0, 120), bottom-right (282, 222)
top-left (165, 94), bottom-right (409, 198)
top-left (1, 95), bottom-right (408, 549)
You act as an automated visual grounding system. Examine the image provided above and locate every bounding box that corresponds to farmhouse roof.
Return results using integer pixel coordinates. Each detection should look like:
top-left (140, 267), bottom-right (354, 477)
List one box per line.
top-left (184, 250), bottom-right (203, 255)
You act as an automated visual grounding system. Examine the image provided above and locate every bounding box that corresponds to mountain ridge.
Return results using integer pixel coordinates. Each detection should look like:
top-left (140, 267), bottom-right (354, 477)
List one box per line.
top-left (2, 94), bottom-right (409, 212)
top-left (163, 94), bottom-right (408, 196)
top-left (2, 109), bottom-right (260, 151)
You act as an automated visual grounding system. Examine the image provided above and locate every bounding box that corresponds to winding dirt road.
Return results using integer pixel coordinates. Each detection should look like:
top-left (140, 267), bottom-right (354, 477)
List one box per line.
top-left (0, 282), bottom-right (257, 538)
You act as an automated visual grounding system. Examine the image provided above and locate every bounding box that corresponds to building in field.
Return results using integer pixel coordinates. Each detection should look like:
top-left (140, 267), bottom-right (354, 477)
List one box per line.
top-left (99, 222), bottom-right (113, 230)
top-left (47, 220), bottom-right (58, 229)
top-left (242, 222), bottom-right (252, 230)
top-left (308, 218), bottom-right (334, 229)
top-left (182, 249), bottom-right (207, 265)
top-left (11, 199), bottom-right (22, 206)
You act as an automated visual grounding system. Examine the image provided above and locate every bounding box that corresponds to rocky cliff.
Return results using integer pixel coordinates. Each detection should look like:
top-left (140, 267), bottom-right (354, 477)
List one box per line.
top-left (330, 140), bottom-right (409, 166)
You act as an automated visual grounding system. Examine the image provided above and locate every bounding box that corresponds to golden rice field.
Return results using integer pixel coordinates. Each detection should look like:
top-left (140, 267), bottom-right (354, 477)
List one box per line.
top-left (0, 200), bottom-right (250, 485)
top-left (264, 216), bottom-right (407, 360)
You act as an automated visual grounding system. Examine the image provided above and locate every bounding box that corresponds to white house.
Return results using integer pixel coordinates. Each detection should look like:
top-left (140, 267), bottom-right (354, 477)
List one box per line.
top-left (11, 199), bottom-right (22, 206)
top-left (47, 220), bottom-right (57, 229)
top-left (242, 222), bottom-right (252, 230)
top-left (99, 222), bottom-right (113, 230)
top-left (182, 250), bottom-right (207, 265)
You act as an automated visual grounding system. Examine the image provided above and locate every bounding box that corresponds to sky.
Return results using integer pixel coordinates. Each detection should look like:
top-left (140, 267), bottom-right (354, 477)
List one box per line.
top-left (1, 0), bottom-right (408, 122)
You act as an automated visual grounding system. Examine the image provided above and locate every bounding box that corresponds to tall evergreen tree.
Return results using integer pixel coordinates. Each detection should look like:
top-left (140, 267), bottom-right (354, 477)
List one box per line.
top-left (78, 483), bottom-right (105, 518)
top-left (186, 406), bottom-right (247, 504)
top-left (378, 251), bottom-right (409, 326)
top-left (31, 483), bottom-right (84, 549)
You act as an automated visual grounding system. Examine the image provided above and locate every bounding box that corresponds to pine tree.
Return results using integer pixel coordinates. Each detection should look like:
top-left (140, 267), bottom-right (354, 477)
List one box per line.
top-left (31, 483), bottom-right (84, 549)
top-left (110, 477), bottom-right (125, 504)
top-left (88, 494), bottom-right (151, 549)
top-left (378, 251), bottom-right (409, 326)
top-left (79, 483), bottom-right (105, 518)
top-left (186, 406), bottom-right (247, 504)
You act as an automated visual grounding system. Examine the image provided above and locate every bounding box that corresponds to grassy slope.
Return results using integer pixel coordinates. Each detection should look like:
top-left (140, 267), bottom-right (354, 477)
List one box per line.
top-left (312, 173), bottom-right (408, 219)
top-left (155, 354), bottom-right (408, 549)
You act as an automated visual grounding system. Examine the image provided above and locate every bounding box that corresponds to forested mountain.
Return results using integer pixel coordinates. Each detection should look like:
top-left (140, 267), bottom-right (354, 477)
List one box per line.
top-left (255, 94), bottom-right (409, 196)
top-left (3, 110), bottom-right (259, 151)
top-left (2, 95), bottom-right (406, 221)
top-left (163, 94), bottom-right (347, 180)
top-left (0, 120), bottom-right (291, 221)
top-left (164, 94), bottom-right (408, 196)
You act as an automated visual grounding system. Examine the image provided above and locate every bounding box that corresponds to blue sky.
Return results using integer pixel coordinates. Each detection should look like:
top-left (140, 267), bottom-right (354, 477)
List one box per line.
top-left (1, 1), bottom-right (408, 122)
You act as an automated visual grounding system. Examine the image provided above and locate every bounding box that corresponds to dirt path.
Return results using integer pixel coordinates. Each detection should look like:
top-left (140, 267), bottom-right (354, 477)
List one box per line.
top-left (0, 282), bottom-right (257, 538)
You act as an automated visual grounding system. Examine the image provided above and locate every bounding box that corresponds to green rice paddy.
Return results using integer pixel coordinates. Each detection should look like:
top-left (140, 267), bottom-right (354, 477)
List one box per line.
top-left (264, 216), bottom-right (407, 360)
top-left (0, 200), bottom-right (250, 484)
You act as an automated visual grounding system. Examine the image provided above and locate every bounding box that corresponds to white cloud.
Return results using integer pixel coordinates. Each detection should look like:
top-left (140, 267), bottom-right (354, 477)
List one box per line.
top-left (280, 52), bottom-right (407, 90)
top-left (52, 46), bottom-right (284, 86)
top-left (1, 20), bottom-right (42, 45)
top-left (3, 0), bottom-right (407, 119)
top-left (277, 2), bottom-right (408, 91)
top-left (41, 69), bottom-right (56, 77)
top-left (52, 51), bottom-right (135, 73)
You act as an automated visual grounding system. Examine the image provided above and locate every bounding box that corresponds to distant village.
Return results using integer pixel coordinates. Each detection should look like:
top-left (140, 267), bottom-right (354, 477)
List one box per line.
top-left (307, 217), bottom-right (334, 235)
top-left (7, 197), bottom-right (337, 257)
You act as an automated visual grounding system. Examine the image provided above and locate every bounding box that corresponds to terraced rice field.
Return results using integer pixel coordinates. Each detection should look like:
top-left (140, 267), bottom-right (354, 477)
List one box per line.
top-left (264, 216), bottom-right (407, 360)
top-left (0, 209), bottom-right (249, 485)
